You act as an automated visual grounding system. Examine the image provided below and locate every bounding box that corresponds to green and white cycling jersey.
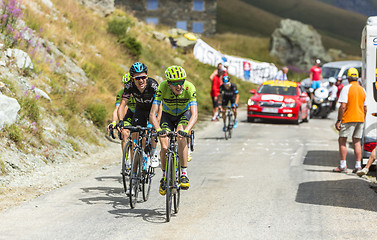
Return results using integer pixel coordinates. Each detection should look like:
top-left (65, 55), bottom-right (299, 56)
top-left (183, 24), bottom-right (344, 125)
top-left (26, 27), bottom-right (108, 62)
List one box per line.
top-left (115, 89), bottom-right (136, 112)
top-left (153, 80), bottom-right (197, 116)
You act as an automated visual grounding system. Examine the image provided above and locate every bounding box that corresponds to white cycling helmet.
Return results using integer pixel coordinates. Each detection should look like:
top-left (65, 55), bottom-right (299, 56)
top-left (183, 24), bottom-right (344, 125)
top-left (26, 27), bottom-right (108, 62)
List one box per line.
top-left (329, 77), bottom-right (336, 83)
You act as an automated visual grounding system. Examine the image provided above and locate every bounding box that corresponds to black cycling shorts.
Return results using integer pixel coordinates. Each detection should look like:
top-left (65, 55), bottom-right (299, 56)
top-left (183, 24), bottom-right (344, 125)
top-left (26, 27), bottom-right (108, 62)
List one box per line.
top-left (160, 111), bottom-right (191, 132)
top-left (211, 96), bottom-right (219, 108)
top-left (122, 108), bottom-right (134, 126)
top-left (131, 107), bottom-right (150, 127)
top-left (222, 96), bottom-right (236, 108)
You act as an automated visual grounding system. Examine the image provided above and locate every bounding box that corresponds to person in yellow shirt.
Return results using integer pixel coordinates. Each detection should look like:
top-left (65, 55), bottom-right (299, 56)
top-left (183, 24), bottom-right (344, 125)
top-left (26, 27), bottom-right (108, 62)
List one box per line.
top-left (334, 68), bottom-right (367, 173)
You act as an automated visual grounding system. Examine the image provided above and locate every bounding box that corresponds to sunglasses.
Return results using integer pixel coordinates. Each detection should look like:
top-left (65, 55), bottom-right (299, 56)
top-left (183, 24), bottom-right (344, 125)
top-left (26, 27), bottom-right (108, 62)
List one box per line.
top-left (133, 75), bottom-right (147, 81)
top-left (169, 80), bottom-right (185, 86)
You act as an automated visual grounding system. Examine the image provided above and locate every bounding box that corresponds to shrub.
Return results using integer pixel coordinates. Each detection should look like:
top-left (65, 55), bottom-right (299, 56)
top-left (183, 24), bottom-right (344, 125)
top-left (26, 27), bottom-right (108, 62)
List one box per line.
top-left (119, 35), bottom-right (142, 57)
top-left (107, 16), bottom-right (134, 38)
top-left (86, 102), bottom-right (107, 127)
top-left (19, 95), bottom-right (40, 123)
top-left (5, 124), bottom-right (23, 144)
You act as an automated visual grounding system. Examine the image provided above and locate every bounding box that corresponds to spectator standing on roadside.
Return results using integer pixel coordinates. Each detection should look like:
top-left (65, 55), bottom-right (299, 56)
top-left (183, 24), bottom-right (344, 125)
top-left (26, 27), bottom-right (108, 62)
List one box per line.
top-left (274, 67), bottom-right (288, 81)
top-left (335, 77), bottom-right (344, 102)
top-left (357, 147), bottom-right (376, 177)
top-left (209, 65), bottom-right (224, 121)
top-left (310, 59), bottom-right (322, 98)
top-left (223, 62), bottom-right (229, 76)
top-left (333, 68), bottom-right (367, 173)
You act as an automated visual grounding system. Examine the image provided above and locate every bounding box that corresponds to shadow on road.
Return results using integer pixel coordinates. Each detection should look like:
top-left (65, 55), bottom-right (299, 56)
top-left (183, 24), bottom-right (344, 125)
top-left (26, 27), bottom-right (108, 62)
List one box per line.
top-left (296, 179), bottom-right (377, 212)
top-left (199, 137), bottom-right (225, 140)
top-left (78, 176), bottom-right (166, 223)
top-left (303, 150), bottom-right (355, 168)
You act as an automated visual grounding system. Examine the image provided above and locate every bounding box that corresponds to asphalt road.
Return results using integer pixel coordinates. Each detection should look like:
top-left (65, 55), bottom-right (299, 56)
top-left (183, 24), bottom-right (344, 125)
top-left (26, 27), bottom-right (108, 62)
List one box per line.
top-left (1, 110), bottom-right (377, 240)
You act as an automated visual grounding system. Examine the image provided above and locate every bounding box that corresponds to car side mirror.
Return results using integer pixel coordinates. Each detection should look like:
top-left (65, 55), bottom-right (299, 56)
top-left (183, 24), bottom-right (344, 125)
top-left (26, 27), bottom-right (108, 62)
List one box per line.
top-left (250, 89), bottom-right (256, 94)
top-left (342, 75), bottom-right (347, 80)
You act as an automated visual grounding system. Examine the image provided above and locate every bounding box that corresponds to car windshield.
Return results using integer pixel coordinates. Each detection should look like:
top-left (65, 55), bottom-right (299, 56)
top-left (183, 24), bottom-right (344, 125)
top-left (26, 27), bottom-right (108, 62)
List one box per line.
top-left (258, 85), bottom-right (297, 96)
top-left (322, 67), bottom-right (340, 78)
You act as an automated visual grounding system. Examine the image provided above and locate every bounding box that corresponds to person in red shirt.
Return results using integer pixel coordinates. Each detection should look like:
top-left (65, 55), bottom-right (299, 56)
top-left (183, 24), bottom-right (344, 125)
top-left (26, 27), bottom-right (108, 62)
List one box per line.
top-left (209, 66), bottom-right (224, 121)
top-left (335, 77), bottom-right (344, 101)
top-left (310, 59), bottom-right (322, 86)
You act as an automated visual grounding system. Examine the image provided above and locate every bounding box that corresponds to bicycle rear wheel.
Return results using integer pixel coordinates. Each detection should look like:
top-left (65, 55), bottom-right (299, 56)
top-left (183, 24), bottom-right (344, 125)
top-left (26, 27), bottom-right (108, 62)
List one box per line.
top-left (224, 111), bottom-right (229, 140)
top-left (142, 165), bottom-right (153, 202)
top-left (173, 155), bottom-right (181, 214)
top-left (228, 112), bottom-right (233, 139)
top-left (121, 142), bottom-right (131, 193)
top-left (166, 152), bottom-right (174, 222)
top-left (129, 149), bottom-right (141, 209)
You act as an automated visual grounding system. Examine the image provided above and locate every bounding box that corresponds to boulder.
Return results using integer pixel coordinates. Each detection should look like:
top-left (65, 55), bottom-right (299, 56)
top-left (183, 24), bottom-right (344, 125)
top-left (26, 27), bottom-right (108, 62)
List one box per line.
top-left (175, 36), bottom-right (196, 49)
top-left (5, 49), bottom-right (33, 69)
top-left (0, 95), bottom-right (20, 128)
top-left (152, 31), bottom-right (166, 41)
top-left (270, 19), bottom-right (332, 70)
top-left (77, 0), bottom-right (114, 17)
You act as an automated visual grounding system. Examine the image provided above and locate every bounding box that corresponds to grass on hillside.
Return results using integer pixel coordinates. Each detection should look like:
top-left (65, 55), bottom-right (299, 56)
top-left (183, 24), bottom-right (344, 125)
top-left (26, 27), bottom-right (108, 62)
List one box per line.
top-left (21, 0), bottom-right (258, 138)
top-left (217, 0), bottom-right (366, 56)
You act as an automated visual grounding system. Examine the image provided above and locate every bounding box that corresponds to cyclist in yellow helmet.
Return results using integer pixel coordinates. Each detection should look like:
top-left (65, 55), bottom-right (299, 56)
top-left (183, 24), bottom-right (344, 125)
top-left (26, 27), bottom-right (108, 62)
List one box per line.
top-left (149, 65), bottom-right (198, 195)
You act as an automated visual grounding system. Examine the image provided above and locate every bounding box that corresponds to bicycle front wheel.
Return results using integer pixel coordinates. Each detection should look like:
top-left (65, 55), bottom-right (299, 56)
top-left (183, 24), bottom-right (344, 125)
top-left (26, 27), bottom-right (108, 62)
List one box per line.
top-left (142, 165), bottom-right (153, 202)
top-left (129, 149), bottom-right (142, 209)
top-left (166, 152), bottom-right (174, 222)
top-left (173, 155), bottom-right (181, 214)
top-left (121, 141), bottom-right (131, 193)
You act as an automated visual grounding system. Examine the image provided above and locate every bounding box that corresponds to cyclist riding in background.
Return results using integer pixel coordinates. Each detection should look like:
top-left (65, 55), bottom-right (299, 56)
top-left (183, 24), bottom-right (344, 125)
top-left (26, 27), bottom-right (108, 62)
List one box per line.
top-left (218, 76), bottom-right (239, 130)
top-left (149, 65), bottom-right (198, 195)
top-left (118, 62), bottom-right (159, 168)
top-left (108, 73), bottom-right (137, 150)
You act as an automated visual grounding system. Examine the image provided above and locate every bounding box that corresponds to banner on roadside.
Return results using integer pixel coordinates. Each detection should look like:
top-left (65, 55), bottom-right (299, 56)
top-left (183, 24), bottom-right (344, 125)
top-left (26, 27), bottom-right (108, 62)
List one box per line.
top-left (193, 39), bottom-right (278, 84)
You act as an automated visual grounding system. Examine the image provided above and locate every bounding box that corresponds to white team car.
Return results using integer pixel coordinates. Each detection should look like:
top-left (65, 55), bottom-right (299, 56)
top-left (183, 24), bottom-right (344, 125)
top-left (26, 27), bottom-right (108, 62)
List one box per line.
top-left (301, 60), bottom-right (362, 89)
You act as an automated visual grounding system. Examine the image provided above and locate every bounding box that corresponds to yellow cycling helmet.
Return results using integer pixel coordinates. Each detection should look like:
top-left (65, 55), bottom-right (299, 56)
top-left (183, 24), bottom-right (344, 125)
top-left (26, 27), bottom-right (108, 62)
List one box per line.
top-left (165, 65), bottom-right (186, 81)
top-left (347, 68), bottom-right (359, 78)
top-left (122, 72), bottom-right (131, 84)
top-left (375, 68), bottom-right (377, 76)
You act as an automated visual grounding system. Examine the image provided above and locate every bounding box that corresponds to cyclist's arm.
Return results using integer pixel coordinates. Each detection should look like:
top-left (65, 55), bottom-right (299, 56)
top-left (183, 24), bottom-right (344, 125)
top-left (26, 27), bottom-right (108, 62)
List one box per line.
top-left (149, 103), bottom-right (161, 130)
top-left (112, 105), bottom-right (119, 122)
top-left (157, 103), bottom-right (163, 123)
top-left (117, 98), bottom-right (129, 120)
top-left (235, 93), bottom-right (239, 106)
top-left (185, 104), bottom-right (198, 133)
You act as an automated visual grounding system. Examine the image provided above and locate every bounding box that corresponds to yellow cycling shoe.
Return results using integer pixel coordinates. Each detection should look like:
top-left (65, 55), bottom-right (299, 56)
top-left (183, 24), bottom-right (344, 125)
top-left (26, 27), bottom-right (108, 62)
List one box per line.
top-left (180, 175), bottom-right (190, 190)
top-left (159, 178), bottom-right (166, 195)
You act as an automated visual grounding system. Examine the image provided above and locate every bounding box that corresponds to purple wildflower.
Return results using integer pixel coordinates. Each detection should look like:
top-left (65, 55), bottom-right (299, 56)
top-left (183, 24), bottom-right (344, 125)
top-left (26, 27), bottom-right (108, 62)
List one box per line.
top-left (24, 90), bottom-right (28, 95)
top-left (31, 85), bottom-right (35, 90)
top-left (34, 95), bottom-right (40, 100)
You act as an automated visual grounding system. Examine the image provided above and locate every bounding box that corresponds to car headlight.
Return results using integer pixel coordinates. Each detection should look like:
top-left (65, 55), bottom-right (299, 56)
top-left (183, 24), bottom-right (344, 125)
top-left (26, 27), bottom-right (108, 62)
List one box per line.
top-left (285, 102), bottom-right (296, 108)
top-left (248, 99), bottom-right (256, 106)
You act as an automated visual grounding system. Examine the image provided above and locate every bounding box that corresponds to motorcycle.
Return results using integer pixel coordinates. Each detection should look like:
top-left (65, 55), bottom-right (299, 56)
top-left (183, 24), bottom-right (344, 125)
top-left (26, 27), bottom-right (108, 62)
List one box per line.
top-left (310, 87), bottom-right (331, 119)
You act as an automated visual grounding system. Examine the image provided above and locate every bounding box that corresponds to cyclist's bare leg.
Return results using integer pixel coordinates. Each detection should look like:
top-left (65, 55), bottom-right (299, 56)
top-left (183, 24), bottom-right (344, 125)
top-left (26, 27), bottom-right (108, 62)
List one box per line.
top-left (177, 125), bottom-right (188, 168)
top-left (232, 107), bottom-right (237, 120)
top-left (158, 135), bottom-right (169, 172)
top-left (121, 129), bottom-right (130, 151)
top-left (221, 107), bottom-right (226, 124)
top-left (131, 132), bottom-right (139, 173)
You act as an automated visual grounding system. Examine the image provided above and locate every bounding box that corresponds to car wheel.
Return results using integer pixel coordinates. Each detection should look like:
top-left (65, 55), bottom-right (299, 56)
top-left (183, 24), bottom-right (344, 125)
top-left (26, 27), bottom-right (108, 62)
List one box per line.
top-left (294, 109), bottom-right (302, 125)
top-left (303, 108), bottom-right (310, 122)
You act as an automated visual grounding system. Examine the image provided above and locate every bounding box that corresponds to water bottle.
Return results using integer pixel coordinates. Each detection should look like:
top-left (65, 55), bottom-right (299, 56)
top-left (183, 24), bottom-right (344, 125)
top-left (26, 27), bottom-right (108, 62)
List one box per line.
top-left (143, 152), bottom-right (147, 171)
